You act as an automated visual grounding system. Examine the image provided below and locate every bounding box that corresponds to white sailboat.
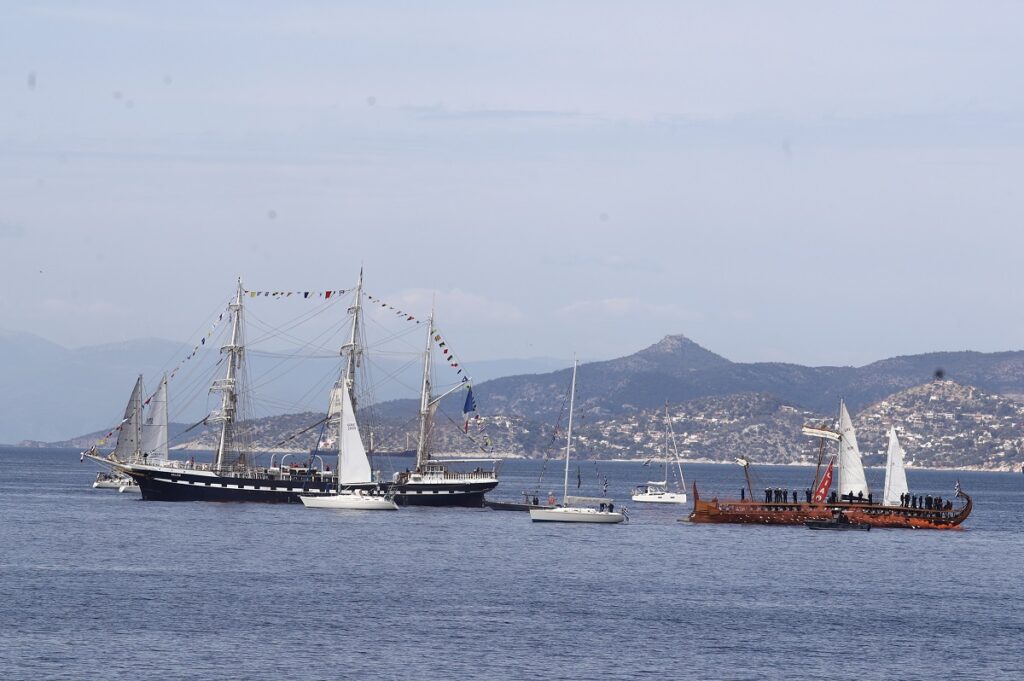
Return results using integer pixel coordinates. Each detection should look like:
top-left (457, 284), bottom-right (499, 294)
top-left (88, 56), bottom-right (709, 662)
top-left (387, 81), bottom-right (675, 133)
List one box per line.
top-left (301, 279), bottom-right (397, 511)
top-left (836, 399), bottom-right (871, 503)
top-left (882, 426), bottom-right (910, 506)
top-left (529, 359), bottom-right (625, 524)
top-left (300, 387), bottom-right (397, 510)
top-left (631, 403), bottom-right (687, 504)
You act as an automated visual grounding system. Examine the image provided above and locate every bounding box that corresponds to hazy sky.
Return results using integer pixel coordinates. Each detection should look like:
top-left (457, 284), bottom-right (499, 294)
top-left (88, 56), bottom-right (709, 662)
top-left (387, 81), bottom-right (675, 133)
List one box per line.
top-left (3, 1), bottom-right (1024, 367)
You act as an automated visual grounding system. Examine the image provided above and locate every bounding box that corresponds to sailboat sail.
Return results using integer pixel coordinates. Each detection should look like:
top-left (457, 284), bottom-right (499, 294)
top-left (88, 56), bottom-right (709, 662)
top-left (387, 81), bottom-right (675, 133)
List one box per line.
top-left (882, 427), bottom-right (910, 506)
top-left (338, 387), bottom-right (372, 485)
top-left (141, 377), bottom-right (169, 462)
top-left (837, 400), bottom-right (870, 499)
top-left (112, 376), bottom-right (144, 461)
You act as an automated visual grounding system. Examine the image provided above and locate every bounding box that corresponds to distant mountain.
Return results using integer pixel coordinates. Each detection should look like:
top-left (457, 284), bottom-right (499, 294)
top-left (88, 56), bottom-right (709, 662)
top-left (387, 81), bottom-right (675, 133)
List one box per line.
top-left (12, 328), bottom-right (1024, 472)
top-left (437, 335), bottom-right (1024, 422)
top-left (0, 331), bottom-right (190, 444)
top-left (47, 379), bottom-right (1022, 472)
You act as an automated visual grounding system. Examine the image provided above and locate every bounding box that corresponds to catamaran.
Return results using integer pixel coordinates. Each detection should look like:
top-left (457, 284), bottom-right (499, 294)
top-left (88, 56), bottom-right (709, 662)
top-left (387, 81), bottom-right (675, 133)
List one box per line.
top-left (529, 359), bottom-right (625, 524)
top-left (631, 403), bottom-right (687, 504)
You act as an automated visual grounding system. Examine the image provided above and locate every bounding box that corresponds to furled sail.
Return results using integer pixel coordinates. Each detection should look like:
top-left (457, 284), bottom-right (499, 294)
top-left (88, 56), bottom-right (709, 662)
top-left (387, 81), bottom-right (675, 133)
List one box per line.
top-left (141, 377), bottom-right (169, 462)
top-left (338, 387), bottom-right (372, 485)
top-left (112, 376), bottom-right (144, 461)
top-left (882, 426), bottom-right (910, 506)
top-left (837, 400), bottom-right (870, 499)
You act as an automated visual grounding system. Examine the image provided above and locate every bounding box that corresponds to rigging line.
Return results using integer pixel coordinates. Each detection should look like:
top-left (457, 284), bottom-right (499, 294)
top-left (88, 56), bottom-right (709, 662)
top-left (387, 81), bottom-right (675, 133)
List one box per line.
top-left (245, 319), bottom-right (347, 356)
top-left (244, 322), bottom-right (346, 395)
top-left (246, 350), bottom-right (343, 359)
top-left (366, 414), bottom-right (421, 454)
top-left (363, 356), bottom-right (420, 395)
top-left (154, 295), bottom-right (234, 379)
top-left (245, 290), bottom-right (351, 334)
top-left (361, 314), bottom-right (423, 349)
top-left (250, 292), bottom-right (352, 336)
top-left (272, 415), bottom-right (330, 448)
top-left (246, 313), bottom-right (347, 351)
top-left (164, 415), bottom-right (212, 448)
top-left (437, 407), bottom-right (493, 455)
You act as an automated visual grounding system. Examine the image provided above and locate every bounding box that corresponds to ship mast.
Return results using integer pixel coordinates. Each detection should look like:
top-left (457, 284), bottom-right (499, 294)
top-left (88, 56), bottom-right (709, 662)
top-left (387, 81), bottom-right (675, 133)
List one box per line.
top-left (211, 279), bottom-right (244, 471)
top-left (338, 270), bottom-right (364, 476)
top-left (562, 358), bottom-right (578, 504)
top-left (662, 402), bottom-right (670, 485)
top-left (414, 311), bottom-right (434, 470)
top-left (132, 375), bottom-right (144, 462)
top-left (341, 270), bottom-right (363, 406)
top-left (836, 399), bottom-right (845, 500)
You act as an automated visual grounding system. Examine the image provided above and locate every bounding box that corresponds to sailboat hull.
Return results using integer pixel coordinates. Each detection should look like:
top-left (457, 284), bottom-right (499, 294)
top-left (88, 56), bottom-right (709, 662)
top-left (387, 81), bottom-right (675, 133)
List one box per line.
top-left (529, 507), bottom-right (625, 523)
top-left (631, 491), bottom-right (687, 504)
top-left (299, 493), bottom-right (398, 510)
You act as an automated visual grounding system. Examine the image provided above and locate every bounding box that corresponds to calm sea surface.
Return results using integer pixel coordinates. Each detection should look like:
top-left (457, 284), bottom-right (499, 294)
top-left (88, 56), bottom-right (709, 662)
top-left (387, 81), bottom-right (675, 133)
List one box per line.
top-left (0, 447), bottom-right (1020, 681)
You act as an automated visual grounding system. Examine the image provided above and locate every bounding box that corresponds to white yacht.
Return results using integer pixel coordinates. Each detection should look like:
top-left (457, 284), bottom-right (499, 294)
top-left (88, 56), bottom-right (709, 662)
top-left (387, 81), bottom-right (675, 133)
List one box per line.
top-left (529, 359), bottom-right (625, 524)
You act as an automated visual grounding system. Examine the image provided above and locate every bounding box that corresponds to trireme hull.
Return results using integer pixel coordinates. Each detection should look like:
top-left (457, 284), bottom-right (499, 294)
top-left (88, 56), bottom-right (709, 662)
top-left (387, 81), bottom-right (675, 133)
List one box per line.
top-left (686, 485), bottom-right (972, 530)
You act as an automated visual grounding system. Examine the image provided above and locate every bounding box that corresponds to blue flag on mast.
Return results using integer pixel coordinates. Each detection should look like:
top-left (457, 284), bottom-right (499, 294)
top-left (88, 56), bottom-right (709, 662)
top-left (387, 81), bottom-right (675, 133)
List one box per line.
top-left (463, 386), bottom-right (477, 432)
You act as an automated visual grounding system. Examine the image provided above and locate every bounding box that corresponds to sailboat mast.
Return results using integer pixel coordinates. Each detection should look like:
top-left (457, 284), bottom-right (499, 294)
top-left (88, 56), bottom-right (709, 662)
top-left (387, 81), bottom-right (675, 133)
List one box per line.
top-left (563, 359), bottom-right (578, 504)
top-left (415, 312), bottom-right (434, 469)
top-left (663, 403), bottom-right (670, 483)
top-left (133, 375), bottom-right (144, 461)
top-left (338, 270), bottom-right (364, 481)
top-left (212, 280), bottom-right (244, 470)
top-left (811, 437), bottom-right (826, 490)
top-left (342, 270), bottom-right (363, 402)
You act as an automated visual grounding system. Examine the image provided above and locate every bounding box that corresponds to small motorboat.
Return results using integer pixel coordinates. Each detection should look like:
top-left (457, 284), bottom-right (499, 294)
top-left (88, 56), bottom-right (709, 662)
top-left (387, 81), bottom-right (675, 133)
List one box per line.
top-left (93, 471), bottom-right (134, 490)
top-left (805, 512), bottom-right (870, 531)
top-left (484, 491), bottom-right (556, 512)
top-left (118, 478), bottom-right (141, 494)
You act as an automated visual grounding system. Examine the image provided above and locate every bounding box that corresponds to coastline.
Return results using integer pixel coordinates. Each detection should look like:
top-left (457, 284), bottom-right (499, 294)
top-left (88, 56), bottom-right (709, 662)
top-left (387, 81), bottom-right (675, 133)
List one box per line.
top-left (5, 443), bottom-right (1019, 472)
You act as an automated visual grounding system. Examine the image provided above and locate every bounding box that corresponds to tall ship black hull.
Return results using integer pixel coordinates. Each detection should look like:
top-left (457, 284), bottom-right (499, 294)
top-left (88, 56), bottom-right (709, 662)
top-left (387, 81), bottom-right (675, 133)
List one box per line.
top-left (86, 274), bottom-right (504, 510)
top-left (125, 464), bottom-right (497, 506)
top-left (128, 466), bottom-right (335, 503)
top-left (391, 479), bottom-right (496, 507)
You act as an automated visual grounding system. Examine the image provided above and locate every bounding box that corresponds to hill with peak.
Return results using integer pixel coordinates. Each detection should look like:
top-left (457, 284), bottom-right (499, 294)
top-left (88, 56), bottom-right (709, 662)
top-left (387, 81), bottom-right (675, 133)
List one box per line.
top-left (454, 334), bottom-right (1024, 424)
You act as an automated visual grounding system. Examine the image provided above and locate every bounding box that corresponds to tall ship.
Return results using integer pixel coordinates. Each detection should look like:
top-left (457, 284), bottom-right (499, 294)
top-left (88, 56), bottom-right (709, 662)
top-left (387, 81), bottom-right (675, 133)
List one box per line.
top-left (687, 400), bottom-right (972, 529)
top-left (388, 308), bottom-right (500, 506)
top-left (85, 273), bottom-right (499, 505)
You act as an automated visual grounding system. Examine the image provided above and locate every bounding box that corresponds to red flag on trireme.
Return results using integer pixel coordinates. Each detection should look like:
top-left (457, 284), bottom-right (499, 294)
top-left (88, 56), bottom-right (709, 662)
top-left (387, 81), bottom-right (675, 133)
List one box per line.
top-left (812, 457), bottom-right (834, 503)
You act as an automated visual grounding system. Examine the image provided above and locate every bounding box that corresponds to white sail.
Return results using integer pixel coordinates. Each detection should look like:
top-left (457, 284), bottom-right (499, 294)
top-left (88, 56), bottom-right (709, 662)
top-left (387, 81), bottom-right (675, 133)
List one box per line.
top-left (112, 376), bottom-right (143, 461)
top-left (882, 426), bottom-right (910, 506)
top-left (837, 400), bottom-right (870, 500)
top-left (338, 387), bottom-right (372, 485)
top-left (141, 377), bottom-right (169, 462)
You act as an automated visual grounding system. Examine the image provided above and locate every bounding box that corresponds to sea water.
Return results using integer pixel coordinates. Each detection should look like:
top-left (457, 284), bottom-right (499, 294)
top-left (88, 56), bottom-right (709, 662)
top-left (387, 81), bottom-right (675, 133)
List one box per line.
top-left (0, 447), bottom-right (1020, 680)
